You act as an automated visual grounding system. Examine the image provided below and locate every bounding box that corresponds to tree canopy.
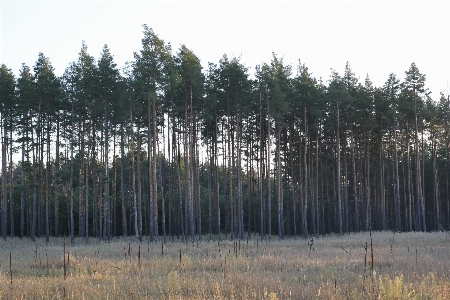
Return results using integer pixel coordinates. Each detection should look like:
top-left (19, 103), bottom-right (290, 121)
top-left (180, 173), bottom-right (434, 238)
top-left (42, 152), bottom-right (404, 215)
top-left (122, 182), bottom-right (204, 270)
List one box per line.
top-left (1, 26), bottom-right (449, 242)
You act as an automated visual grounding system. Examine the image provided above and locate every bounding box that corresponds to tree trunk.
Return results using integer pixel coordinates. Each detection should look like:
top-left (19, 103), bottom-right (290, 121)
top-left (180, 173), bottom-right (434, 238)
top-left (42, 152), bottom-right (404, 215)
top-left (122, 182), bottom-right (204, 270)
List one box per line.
top-left (9, 125), bottom-right (14, 237)
top-left (290, 133), bottom-right (297, 236)
top-left (414, 90), bottom-right (426, 231)
top-left (152, 96), bottom-right (158, 240)
top-left (303, 130), bottom-right (308, 237)
top-left (196, 141), bottom-right (202, 241)
top-left (214, 116), bottom-right (220, 240)
top-left (237, 114), bottom-right (244, 240)
top-left (45, 120), bottom-right (50, 243)
top-left (380, 133), bottom-right (386, 231)
top-left (266, 97), bottom-right (271, 238)
top-left (406, 124), bottom-right (414, 231)
top-left (112, 128), bottom-right (117, 237)
top-left (364, 139), bottom-right (371, 231)
top-left (351, 127), bottom-right (359, 232)
top-left (20, 129), bottom-right (25, 238)
top-left (315, 134), bottom-right (319, 234)
top-left (120, 124), bottom-right (127, 237)
top-left (276, 123), bottom-right (283, 239)
top-left (432, 127), bottom-right (440, 230)
top-left (79, 121), bottom-right (85, 238)
top-left (130, 108), bottom-right (138, 241)
top-left (54, 118), bottom-right (60, 237)
top-left (132, 139), bottom-right (138, 241)
top-left (188, 87), bottom-right (195, 242)
top-left (207, 140), bottom-right (212, 238)
top-left (137, 127), bottom-right (143, 241)
top-left (393, 119), bottom-right (401, 232)
top-left (259, 93), bottom-right (265, 240)
top-left (1, 118), bottom-right (7, 240)
top-left (70, 128), bottom-right (75, 244)
top-left (161, 119), bottom-right (167, 242)
top-left (31, 125), bottom-right (37, 241)
top-left (336, 98), bottom-right (343, 235)
top-left (103, 109), bottom-right (110, 240)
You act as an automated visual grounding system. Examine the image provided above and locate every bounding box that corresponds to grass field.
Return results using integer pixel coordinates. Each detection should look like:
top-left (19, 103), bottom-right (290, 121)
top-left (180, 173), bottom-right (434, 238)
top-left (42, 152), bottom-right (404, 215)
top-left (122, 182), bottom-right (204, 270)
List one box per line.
top-left (0, 231), bottom-right (449, 299)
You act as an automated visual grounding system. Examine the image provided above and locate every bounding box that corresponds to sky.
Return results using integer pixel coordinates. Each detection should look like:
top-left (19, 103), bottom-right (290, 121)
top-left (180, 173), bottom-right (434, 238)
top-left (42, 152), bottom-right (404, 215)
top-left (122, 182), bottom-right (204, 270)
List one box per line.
top-left (1, 1), bottom-right (450, 100)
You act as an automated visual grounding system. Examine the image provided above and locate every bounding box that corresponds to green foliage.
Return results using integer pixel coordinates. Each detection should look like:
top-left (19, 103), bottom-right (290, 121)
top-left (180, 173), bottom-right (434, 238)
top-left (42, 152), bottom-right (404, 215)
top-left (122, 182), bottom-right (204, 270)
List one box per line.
top-left (0, 64), bottom-right (16, 127)
top-left (2, 24), bottom-right (450, 239)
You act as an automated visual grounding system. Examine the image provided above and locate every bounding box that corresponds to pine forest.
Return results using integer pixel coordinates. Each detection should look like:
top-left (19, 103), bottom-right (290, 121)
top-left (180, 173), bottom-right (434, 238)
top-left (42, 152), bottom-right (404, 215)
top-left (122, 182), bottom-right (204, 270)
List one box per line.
top-left (1, 25), bottom-right (450, 243)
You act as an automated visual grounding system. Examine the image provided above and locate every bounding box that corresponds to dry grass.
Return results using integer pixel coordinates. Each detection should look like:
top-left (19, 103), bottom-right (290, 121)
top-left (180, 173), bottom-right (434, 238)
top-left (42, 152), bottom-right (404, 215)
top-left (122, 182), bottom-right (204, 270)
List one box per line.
top-left (0, 231), bottom-right (450, 299)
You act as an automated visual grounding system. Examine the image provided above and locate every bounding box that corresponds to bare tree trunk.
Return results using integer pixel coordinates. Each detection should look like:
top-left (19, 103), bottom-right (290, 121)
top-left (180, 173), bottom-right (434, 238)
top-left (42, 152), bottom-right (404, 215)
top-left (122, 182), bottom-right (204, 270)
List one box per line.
top-left (93, 129), bottom-right (100, 240)
top-left (214, 116), bottom-right (220, 240)
top-left (315, 134), bottom-right (319, 234)
top-left (309, 134), bottom-right (316, 235)
top-left (161, 119), bottom-right (167, 242)
top-left (152, 97), bottom-right (158, 240)
top-left (20, 130), bottom-right (25, 238)
top-left (8, 126), bottom-right (14, 237)
top-left (112, 128), bottom-right (117, 237)
top-left (79, 121), bottom-right (85, 238)
top-left (130, 107), bottom-right (138, 241)
top-left (351, 127), bottom-right (359, 232)
top-left (196, 142), bottom-right (201, 241)
top-left (39, 116), bottom-right (44, 238)
top-left (70, 129), bottom-right (75, 244)
top-left (364, 139), bottom-right (371, 231)
top-left (380, 134), bottom-right (386, 231)
top-left (303, 129), bottom-right (308, 237)
top-left (266, 97), bottom-right (271, 238)
top-left (45, 121), bottom-right (50, 243)
top-left (414, 91), bottom-right (426, 231)
top-left (247, 133), bottom-right (252, 239)
top-left (406, 124), bottom-right (414, 231)
top-left (120, 124), bottom-right (127, 237)
top-left (336, 99), bottom-right (343, 235)
top-left (343, 138), bottom-right (348, 233)
top-left (227, 117), bottom-right (234, 240)
top-left (259, 93), bottom-right (265, 240)
top-left (432, 128), bottom-right (440, 230)
top-left (103, 110), bottom-right (110, 240)
top-left (85, 128), bottom-right (90, 243)
top-left (393, 119), bottom-right (401, 232)
top-left (137, 127), bottom-right (143, 242)
top-left (175, 123), bottom-right (185, 240)
top-left (132, 139), bottom-right (138, 241)
top-left (276, 123), bottom-right (283, 239)
top-left (1, 119), bottom-right (7, 240)
top-left (31, 125), bottom-right (37, 241)
top-left (168, 115), bottom-right (173, 238)
top-left (147, 98), bottom-right (154, 241)
top-left (298, 134), bottom-right (305, 236)
top-left (188, 87), bottom-right (195, 242)
top-left (237, 114), bottom-right (244, 240)
top-left (207, 140), bottom-right (212, 238)
top-left (290, 133), bottom-right (297, 236)
top-left (259, 129), bottom-right (265, 240)
top-left (54, 118), bottom-right (60, 237)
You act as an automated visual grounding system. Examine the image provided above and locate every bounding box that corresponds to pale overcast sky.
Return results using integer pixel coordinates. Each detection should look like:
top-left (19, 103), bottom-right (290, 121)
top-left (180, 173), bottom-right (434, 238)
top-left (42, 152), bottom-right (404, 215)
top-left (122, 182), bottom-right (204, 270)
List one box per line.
top-left (1, 1), bottom-right (450, 100)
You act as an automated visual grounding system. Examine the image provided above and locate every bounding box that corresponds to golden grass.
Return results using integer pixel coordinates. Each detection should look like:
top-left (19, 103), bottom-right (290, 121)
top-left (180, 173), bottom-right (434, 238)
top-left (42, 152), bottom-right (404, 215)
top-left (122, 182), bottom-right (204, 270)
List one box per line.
top-left (0, 231), bottom-right (449, 299)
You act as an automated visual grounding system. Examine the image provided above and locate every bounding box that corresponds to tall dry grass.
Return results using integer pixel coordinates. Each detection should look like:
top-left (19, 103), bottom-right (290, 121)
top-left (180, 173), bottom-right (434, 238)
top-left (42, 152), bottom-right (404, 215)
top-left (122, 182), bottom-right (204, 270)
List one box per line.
top-left (0, 231), bottom-right (449, 299)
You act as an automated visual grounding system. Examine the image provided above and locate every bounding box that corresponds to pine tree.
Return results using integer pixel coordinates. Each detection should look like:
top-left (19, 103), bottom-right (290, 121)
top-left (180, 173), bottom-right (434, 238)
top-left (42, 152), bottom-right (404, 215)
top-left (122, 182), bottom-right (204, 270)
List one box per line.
top-left (0, 64), bottom-right (15, 240)
top-left (175, 44), bottom-right (204, 242)
top-left (133, 25), bottom-right (173, 241)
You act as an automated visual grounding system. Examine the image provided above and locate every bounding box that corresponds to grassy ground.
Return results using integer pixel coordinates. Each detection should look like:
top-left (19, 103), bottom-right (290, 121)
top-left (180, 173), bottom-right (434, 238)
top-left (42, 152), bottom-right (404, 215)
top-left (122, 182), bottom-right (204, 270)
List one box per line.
top-left (0, 231), bottom-right (450, 299)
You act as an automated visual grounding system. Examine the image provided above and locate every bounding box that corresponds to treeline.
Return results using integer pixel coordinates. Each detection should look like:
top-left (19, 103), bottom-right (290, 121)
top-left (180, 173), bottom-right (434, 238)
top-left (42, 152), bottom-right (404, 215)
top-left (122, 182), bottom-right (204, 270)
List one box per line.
top-left (1, 25), bottom-right (449, 243)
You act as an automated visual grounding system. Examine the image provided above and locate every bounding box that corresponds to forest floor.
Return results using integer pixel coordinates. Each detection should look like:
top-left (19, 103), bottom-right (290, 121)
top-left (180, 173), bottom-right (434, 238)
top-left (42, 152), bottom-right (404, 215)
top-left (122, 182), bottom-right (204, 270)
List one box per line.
top-left (0, 231), bottom-right (449, 299)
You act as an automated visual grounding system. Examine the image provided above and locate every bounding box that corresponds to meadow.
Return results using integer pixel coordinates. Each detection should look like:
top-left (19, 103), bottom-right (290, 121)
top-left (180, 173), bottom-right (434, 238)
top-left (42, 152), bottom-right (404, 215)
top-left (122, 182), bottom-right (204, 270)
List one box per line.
top-left (0, 231), bottom-right (449, 299)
